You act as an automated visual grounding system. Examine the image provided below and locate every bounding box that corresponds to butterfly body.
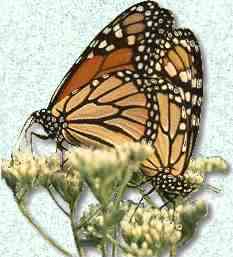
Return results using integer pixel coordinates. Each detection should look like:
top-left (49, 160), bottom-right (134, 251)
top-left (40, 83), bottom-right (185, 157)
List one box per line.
top-left (152, 172), bottom-right (194, 201)
top-left (22, 1), bottom-right (203, 201)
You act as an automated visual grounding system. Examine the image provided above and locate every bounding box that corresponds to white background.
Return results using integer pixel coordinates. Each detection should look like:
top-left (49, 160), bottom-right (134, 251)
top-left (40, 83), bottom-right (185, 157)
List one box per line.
top-left (0, 0), bottom-right (233, 256)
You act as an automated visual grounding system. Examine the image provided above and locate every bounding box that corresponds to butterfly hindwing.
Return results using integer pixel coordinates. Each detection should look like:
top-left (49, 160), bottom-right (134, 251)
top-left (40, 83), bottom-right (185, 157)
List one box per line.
top-left (141, 65), bottom-right (202, 177)
top-left (51, 70), bottom-right (159, 148)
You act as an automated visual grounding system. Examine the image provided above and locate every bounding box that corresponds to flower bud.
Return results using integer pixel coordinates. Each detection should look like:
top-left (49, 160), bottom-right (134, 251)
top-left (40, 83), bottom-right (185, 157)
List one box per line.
top-left (144, 233), bottom-right (153, 244)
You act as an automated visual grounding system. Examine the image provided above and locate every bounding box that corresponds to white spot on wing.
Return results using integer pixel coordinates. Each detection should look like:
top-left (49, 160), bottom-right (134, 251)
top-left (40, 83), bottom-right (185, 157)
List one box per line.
top-left (103, 27), bottom-right (111, 34)
top-left (115, 29), bottom-right (123, 38)
top-left (136, 6), bottom-right (144, 12)
top-left (106, 44), bottom-right (115, 51)
top-left (165, 62), bottom-right (177, 77)
top-left (155, 63), bottom-right (161, 71)
top-left (138, 45), bottom-right (145, 52)
top-left (99, 40), bottom-right (107, 48)
top-left (113, 24), bottom-right (120, 32)
top-left (179, 71), bottom-right (188, 82)
top-left (127, 35), bottom-right (136, 45)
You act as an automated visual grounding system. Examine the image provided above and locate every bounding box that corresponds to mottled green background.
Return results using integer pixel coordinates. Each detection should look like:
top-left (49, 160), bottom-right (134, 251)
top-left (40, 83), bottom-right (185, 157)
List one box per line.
top-left (0, 0), bottom-right (232, 256)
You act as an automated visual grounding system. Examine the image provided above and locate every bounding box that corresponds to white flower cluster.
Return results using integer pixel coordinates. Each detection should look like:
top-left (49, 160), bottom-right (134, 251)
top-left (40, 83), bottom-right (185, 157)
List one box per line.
top-left (1, 151), bottom-right (83, 203)
top-left (188, 157), bottom-right (228, 174)
top-left (68, 143), bottom-right (153, 206)
top-left (51, 168), bottom-right (82, 203)
top-left (1, 152), bottom-right (59, 193)
top-left (1, 143), bottom-right (152, 204)
top-left (1, 145), bottom-right (227, 257)
top-left (79, 204), bottom-right (106, 240)
top-left (78, 200), bottom-right (207, 257)
top-left (121, 201), bottom-right (207, 257)
top-left (68, 142), bottom-right (153, 175)
top-left (185, 157), bottom-right (228, 190)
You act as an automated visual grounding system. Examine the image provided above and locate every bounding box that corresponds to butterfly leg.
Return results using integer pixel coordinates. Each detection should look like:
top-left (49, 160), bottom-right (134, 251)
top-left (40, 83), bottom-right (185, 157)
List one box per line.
top-left (60, 149), bottom-right (68, 170)
top-left (130, 186), bottom-right (155, 222)
top-left (56, 143), bottom-right (68, 170)
top-left (30, 132), bottom-right (50, 154)
top-left (159, 194), bottom-right (177, 210)
top-left (159, 194), bottom-right (177, 221)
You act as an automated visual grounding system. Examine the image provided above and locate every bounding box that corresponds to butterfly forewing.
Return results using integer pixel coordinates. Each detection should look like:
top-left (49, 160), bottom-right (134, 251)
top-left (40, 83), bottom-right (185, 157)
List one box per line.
top-left (48, 1), bottom-right (176, 107)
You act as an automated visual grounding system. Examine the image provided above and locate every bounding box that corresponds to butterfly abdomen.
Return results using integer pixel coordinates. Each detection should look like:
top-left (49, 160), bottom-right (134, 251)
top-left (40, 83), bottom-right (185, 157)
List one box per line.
top-left (152, 172), bottom-right (194, 200)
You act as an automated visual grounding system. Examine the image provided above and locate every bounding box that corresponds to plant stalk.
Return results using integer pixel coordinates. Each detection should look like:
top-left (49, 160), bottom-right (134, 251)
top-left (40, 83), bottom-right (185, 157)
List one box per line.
top-left (70, 200), bottom-right (85, 257)
top-left (17, 200), bottom-right (73, 257)
top-left (110, 169), bottom-right (133, 256)
top-left (111, 226), bottom-right (117, 257)
top-left (47, 187), bottom-right (70, 217)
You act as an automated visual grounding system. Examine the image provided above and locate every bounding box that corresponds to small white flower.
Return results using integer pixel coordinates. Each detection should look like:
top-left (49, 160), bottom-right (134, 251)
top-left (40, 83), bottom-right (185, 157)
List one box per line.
top-left (155, 220), bottom-right (163, 233)
top-left (144, 233), bottom-right (153, 244)
top-left (169, 230), bottom-right (182, 244)
top-left (130, 242), bottom-right (138, 251)
top-left (150, 229), bottom-right (160, 241)
top-left (141, 241), bottom-right (148, 249)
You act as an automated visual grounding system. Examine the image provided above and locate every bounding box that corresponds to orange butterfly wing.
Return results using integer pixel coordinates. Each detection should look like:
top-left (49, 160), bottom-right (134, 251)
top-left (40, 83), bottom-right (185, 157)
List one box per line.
top-left (48, 1), bottom-right (175, 107)
top-left (51, 70), bottom-right (158, 148)
top-left (47, 1), bottom-right (203, 179)
top-left (142, 29), bottom-right (203, 177)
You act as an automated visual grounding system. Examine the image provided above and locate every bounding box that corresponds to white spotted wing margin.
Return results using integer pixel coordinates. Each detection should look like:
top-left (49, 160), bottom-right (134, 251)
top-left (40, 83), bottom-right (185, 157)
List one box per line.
top-left (141, 72), bottom-right (202, 178)
top-left (48, 1), bottom-right (173, 107)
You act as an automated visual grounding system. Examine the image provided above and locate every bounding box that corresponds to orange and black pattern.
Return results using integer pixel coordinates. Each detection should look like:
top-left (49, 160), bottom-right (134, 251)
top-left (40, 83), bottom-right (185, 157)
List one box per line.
top-left (51, 70), bottom-right (161, 148)
top-left (29, 1), bottom-right (203, 200)
top-left (49, 1), bottom-right (175, 106)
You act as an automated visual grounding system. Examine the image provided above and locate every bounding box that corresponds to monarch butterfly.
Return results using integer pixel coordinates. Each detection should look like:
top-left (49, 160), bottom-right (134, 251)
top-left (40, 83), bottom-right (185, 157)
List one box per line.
top-left (19, 1), bottom-right (203, 201)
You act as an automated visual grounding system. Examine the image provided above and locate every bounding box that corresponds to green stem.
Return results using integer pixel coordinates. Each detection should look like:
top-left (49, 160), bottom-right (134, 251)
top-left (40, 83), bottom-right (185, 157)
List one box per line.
top-left (47, 187), bottom-right (70, 218)
top-left (114, 169), bottom-right (133, 209)
top-left (17, 200), bottom-right (73, 257)
top-left (101, 206), bottom-right (108, 257)
top-left (76, 207), bottom-right (102, 230)
top-left (100, 242), bottom-right (107, 257)
top-left (106, 234), bottom-right (128, 253)
top-left (108, 170), bottom-right (132, 257)
top-left (70, 200), bottom-right (85, 257)
top-left (111, 225), bottom-right (118, 257)
top-left (170, 244), bottom-right (177, 257)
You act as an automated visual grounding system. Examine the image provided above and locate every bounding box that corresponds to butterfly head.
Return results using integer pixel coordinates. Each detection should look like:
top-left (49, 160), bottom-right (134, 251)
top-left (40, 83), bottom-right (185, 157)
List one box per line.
top-left (32, 109), bottom-right (60, 139)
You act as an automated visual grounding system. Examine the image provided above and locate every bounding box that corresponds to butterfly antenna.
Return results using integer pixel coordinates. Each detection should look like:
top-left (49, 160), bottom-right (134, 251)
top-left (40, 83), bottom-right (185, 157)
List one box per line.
top-left (13, 114), bottom-right (35, 153)
top-left (204, 183), bottom-right (221, 193)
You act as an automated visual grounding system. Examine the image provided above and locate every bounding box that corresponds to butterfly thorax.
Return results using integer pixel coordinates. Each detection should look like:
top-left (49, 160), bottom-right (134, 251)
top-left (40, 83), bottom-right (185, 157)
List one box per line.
top-left (152, 172), bottom-right (195, 201)
top-left (32, 109), bottom-right (66, 144)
